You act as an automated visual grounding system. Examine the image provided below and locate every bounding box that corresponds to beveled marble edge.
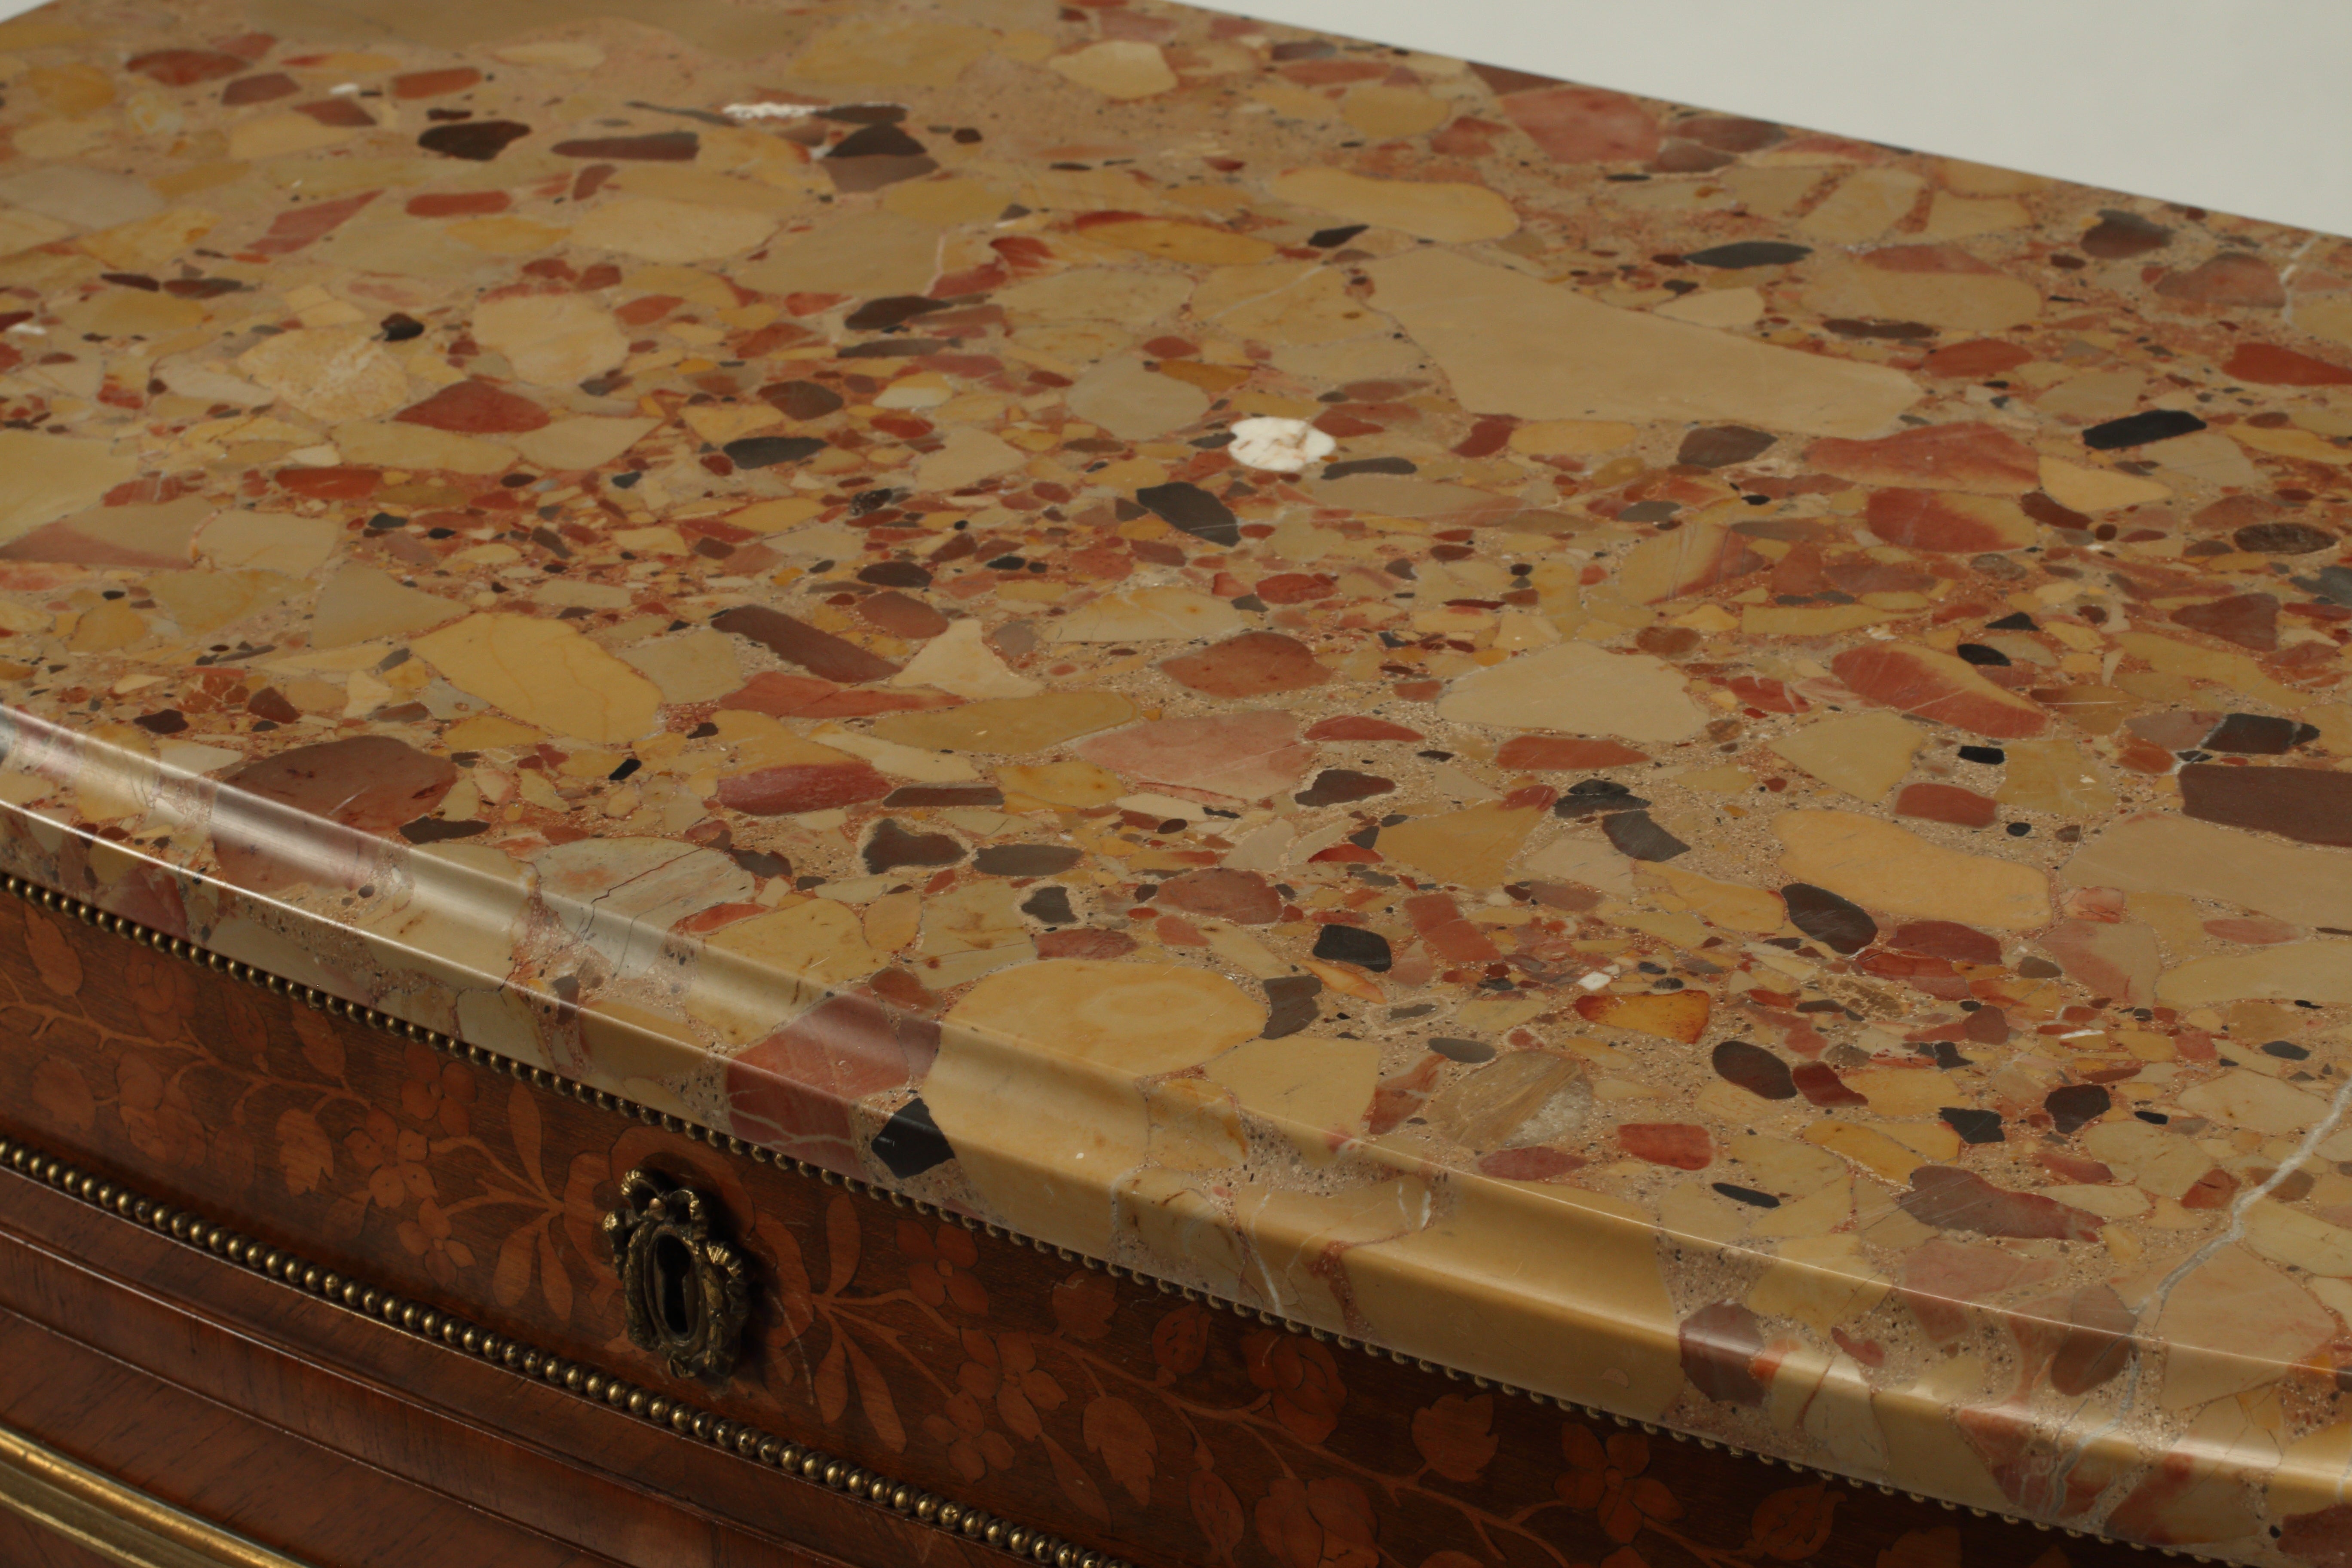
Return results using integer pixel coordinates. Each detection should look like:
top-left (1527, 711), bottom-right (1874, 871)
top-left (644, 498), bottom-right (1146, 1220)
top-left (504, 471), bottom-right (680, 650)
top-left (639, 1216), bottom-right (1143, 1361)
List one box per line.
top-left (0, 725), bottom-right (2324, 1548)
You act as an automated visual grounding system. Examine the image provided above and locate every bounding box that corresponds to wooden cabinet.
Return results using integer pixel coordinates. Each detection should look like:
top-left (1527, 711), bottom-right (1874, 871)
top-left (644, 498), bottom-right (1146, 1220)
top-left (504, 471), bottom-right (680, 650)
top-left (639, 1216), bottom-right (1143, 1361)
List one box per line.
top-left (0, 887), bottom-right (2154, 1568)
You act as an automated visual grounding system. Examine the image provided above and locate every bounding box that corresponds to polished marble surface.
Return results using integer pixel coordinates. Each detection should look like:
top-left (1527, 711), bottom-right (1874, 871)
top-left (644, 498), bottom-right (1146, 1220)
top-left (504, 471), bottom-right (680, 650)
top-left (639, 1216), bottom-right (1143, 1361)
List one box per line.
top-left (0, 0), bottom-right (2348, 1555)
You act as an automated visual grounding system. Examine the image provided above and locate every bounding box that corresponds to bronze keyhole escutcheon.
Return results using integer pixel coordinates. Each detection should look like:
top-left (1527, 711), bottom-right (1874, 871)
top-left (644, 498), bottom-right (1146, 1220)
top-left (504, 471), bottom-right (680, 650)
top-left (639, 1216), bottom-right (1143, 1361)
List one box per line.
top-left (604, 1167), bottom-right (751, 1383)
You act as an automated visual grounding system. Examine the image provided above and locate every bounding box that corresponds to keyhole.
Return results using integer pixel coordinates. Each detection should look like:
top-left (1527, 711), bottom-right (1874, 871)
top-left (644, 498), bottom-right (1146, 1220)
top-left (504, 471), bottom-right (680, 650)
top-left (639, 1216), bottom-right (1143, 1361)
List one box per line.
top-left (653, 1231), bottom-right (699, 1340)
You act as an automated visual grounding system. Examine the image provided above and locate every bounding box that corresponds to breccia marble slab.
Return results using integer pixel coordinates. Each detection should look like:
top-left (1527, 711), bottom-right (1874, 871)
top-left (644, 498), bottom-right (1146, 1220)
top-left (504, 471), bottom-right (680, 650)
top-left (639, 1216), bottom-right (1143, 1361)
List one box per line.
top-left (0, 0), bottom-right (2346, 1557)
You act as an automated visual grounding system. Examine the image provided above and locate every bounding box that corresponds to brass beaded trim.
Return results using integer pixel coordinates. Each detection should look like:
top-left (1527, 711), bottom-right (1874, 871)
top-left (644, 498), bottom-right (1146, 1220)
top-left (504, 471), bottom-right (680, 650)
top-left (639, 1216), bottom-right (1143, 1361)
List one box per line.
top-left (0, 871), bottom-right (2199, 1565)
top-left (0, 1127), bottom-right (1130, 1568)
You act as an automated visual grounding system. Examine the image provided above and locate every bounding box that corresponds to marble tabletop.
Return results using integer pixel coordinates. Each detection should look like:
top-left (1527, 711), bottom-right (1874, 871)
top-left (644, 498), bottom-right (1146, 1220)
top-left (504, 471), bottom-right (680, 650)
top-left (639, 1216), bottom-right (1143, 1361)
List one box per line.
top-left (0, 0), bottom-right (2347, 1556)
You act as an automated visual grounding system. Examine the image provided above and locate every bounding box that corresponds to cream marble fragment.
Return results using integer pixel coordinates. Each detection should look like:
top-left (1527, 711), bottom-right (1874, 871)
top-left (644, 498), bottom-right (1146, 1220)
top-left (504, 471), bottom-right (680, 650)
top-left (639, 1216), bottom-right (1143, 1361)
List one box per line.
top-left (737, 211), bottom-right (939, 297)
top-left (1047, 40), bottom-right (1175, 99)
top-left (235, 326), bottom-right (408, 423)
top-left (1051, 587), bottom-right (1242, 643)
top-left (333, 422), bottom-right (514, 475)
top-left (472, 292), bottom-right (628, 387)
top-left (1801, 257), bottom-right (2044, 332)
top-left (2156, 1245), bottom-right (2337, 1409)
top-left (512, 417), bottom-right (658, 473)
top-left (1204, 1034), bottom-right (1378, 1163)
top-left (928, 959), bottom-right (1263, 1253)
top-left (2066, 819), bottom-right (2352, 931)
top-left (414, 614), bottom-right (661, 744)
top-left (1775, 809), bottom-right (2051, 929)
top-left (2159, 943), bottom-right (2352, 1005)
top-left (573, 198), bottom-right (777, 264)
top-left (1769, 711), bottom-right (1925, 803)
top-left (1365, 249), bottom-right (1919, 437)
top-left (1438, 641), bottom-right (1704, 741)
top-left (1347, 1178), bottom-right (1683, 1418)
top-left (914, 426), bottom-right (1025, 491)
top-left (0, 433), bottom-right (140, 546)
top-left (196, 511), bottom-right (338, 578)
top-left (1271, 168), bottom-right (1517, 244)
top-left (309, 567), bottom-right (464, 649)
top-left (690, 902), bottom-right (881, 1045)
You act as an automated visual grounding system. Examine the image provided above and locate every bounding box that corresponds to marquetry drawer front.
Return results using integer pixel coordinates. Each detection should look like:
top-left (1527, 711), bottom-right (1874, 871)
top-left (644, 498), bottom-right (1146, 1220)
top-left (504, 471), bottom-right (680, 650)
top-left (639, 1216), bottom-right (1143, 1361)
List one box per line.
top-left (0, 889), bottom-right (2161, 1568)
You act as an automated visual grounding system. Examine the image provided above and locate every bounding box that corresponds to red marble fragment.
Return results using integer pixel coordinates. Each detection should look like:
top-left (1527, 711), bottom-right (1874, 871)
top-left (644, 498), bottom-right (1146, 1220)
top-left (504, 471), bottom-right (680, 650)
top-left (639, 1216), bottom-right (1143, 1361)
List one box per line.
top-left (252, 190), bottom-right (378, 256)
top-left (1037, 930), bottom-right (1137, 959)
top-left (1896, 782), bottom-right (1999, 828)
top-left (853, 590), bottom-right (949, 640)
top-left (1962, 1005), bottom-right (2012, 1045)
top-left (726, 995), bottom-right (938, 1174)
top-left (221, 72), bottom-right (297, 105)
top-left (1453, 415), bottom-right (1515, 458)
top-left (1161, 632), bottom-right (1330, 698)
top-left (1619, 1123), bottom-right (1712, 1170)
top-left (716, 762), bottom-right (891, 816)
top-left (1158, 869), bottom-right (1283, 926)
top-left (1254, 573), bottom-right (1338, 604)
top-left (2204, 916), bottom-right (2297, 945)
top-left (395, 379), bottom-right (551, 434)
top-left (1492, 735), bottom-right (1649, 769)
top-left (1855, 950), bottom-right (1969, 1000)
top-left (406, 190), bottom-right (510, 217)
top-left (551, 131), bottom-right (700, 162)
top-left (1865, 489), bottom-right (2034, 552)
top-left (1898, 1238), bottom-right (2059, 1344)
top-left (295, 97), bottom-right (376, 128)
top-left (712, 606), bottom-right (902, 684)
top-left (718, 671), bottom-right (947, 718)
top-left (1677, 115), bottom-right (1782, 152)
top-left (2169, 592), bottom-right (2278, 651)
top-left (2115, 734), bottom-right (2179, 775)
top-left (1652, 141), bottom-right (1733, 174)
top-left (1805, 422), bottom-right (2040, 493)
top-left (1792, 1061), bottom-right (1867, 1107)
top-left (1475, 1146), bottom-right (1585, 1182)
top-left (616, 294), bottom-right (680, 326)
top-left (1304, 716), bottom-right (1423, 742)
top-left (1725, 676), bottom-right (1807, 714)
top-left (1402, 892), bottom-right (1503, 964)
top-left (1897, 1167), bottom-right (2103, 1241)
top-left (1678, 1302), bottom-right (1767, 1406)
top-left (128, 49), bottom-right (249, 85)
top-left (1830, 644), bottom-right (2049, 737)
top-left (214, 736), bottom-right (456, 891)
top-left (277, 466), bottom-right (377, 499)
top-left (2036, 1149), bottom-right (2114, 1185)
top-left (1498, 85), bottom-right (1661, 163)
top-left (1860, 243), bottom-right (2001, 275)
top-left (392, 67), bottom-right (482, 98)
top-left (2107, 1442), bottom-right (2268, 1544)
top-left (2179, 762), bottom-right (2352, 847)
top-left (1431, 116), bottom-right (1504, 157)
top-left (2224, 342), bottom-right (2352, 385)
top-left (0, 518), bottom-right (189, 569)
top-left (2178, 1166), bottom-right (2239, 1210)
top-left (1922, 340), bottom-right (2034, 377)
top-left (1827, 559), bottom-right (1938, 596)
top-left (2156, 254), bottom-right (2285, 308)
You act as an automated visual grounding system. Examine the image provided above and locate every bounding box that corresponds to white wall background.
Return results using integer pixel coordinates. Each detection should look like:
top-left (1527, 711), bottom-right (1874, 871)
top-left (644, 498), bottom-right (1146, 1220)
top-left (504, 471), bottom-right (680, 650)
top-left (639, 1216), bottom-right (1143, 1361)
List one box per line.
top-left (1193, 0), bottom-right (2352, 240)
top-left (8, 0), bottom-right (2342, 238)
